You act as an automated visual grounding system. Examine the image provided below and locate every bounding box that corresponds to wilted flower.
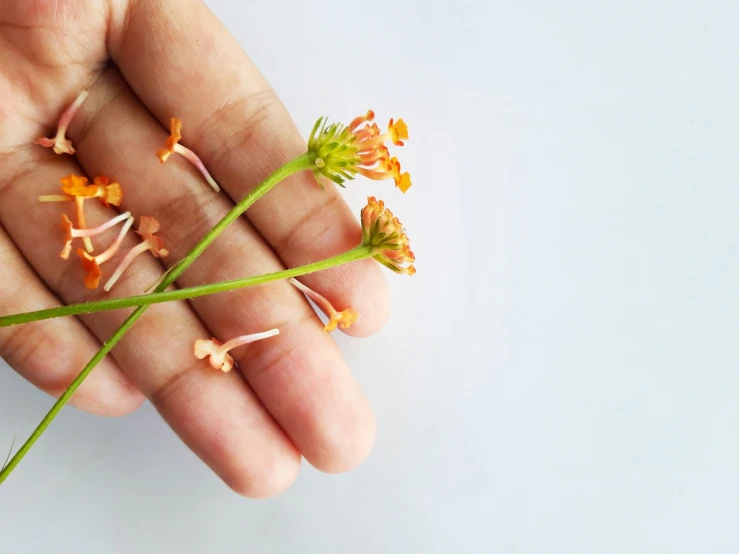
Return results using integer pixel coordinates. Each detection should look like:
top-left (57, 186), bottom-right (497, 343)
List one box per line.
top-left (288, 278), bottom-right (359, 332)
top-left (157, 118), bottom-right (220, 192)
top-left (193, 329), bottom-right (280, 372)
top-left (35, 90), bottom-right (88, 155)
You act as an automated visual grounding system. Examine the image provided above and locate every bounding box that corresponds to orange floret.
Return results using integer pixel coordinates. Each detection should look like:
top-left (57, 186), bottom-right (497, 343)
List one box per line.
top-left (157, 118), bottom-right (220, 192)
top-left (156, 118), bottom-right (183, 163)
top-left (194, 329), bottom-right (280, 372)
top-left (35, 90), bottom-right (88, 155)
top-left (289, 278), bottom-right (359, 332)
top-left (91, 176), bottom-right (124, 207)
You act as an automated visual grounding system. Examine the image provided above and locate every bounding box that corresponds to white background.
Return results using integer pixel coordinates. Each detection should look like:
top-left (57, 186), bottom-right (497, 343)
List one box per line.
top-left (2, 0), bottom-right (738, 552)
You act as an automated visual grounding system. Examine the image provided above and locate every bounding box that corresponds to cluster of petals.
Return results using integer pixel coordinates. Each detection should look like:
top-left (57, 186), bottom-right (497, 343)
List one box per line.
top-left (361, 196), bottom-right (416, 275)
top-left (38, 173), bottom-right (168, 290)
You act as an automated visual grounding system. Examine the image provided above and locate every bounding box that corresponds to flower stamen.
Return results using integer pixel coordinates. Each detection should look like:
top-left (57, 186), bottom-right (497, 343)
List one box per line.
top-left (193, 329), bottom-right (280, 372)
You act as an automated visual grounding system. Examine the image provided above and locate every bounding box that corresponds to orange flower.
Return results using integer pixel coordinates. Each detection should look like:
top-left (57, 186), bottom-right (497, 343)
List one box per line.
top-left (103, 217), bottom-right (169, 292)
top-left (40, 175), bottom-right (124, 254)
top-left (156, 118), bottom-right (183, 163)
top-left (387, 118), bottom-right (409, 146)
top-left (52, 175), bottom-right (123, 207)
top-left (76, 215), bottom-right (134, 289)
top-left (361, 156), bottom-right (413, 193)
top-left (289, 278), bottom-right (359, 332)
top-left (308, 111), bottom-right (413, 193)
top-left (60, 174), bottom-right (92, 196)
top-left (35, 90), bottom-right (88, 155)
top-left (157, 118), bottom-right (220, 192)
top-left (77, 250), bottom-right (103, 290)
top-left (91, 176), bottom-right (124, 208)
top-left (194, 329), bottom-right (280, 372)
top-left (361, 196), bottom-right (416, 275)
top-left (59, 211), bottom-right (132, 260)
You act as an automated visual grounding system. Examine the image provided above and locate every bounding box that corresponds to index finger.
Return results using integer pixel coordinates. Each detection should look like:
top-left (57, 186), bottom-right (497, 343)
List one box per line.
top-left (107, 0), bottom-right (392, 336)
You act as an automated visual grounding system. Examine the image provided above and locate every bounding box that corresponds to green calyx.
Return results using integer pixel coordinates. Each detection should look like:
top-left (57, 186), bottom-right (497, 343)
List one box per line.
top-left (307, 116), bottom-right (361, 187)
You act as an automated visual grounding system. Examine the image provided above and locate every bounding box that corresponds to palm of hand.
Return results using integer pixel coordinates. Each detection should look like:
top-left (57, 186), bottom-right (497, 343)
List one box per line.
top-left (0, 0), bottom-right (389, 497)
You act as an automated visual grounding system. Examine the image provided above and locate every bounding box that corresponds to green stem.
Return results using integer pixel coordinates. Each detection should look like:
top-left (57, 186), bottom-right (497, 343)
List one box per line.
top-left (0, 153), bottom-right (316, 486)
top-left (0, 246), bottom-right (372, 327)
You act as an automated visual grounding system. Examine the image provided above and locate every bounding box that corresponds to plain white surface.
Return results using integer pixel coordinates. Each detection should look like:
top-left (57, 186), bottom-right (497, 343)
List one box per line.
top-left (2, 0), bottom-right (738, 552)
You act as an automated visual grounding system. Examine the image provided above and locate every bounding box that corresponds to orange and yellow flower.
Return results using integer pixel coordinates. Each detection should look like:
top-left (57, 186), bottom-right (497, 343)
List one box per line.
top-left (361, 196), bottom-right (416, 275)
top-left (157, 118), bottom-right (183, 164)
top-left (308, 111), bottom-right (413, 193)
top-left (57, 174), bottom-right (123, 207)
top-left (60, 174), bottom-right (90, 196)
top-left (91, 176), bottom-right (123, 208)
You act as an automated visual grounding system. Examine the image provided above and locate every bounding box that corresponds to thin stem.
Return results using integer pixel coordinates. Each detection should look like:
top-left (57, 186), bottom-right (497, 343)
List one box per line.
top-left (103, 241), bottom-right (150, 292)
top-left (289, 278), bottom-right (337, 318)
top-left (220, 328), bottom-right (280, 352)
top-left (73, 211), bottom-right (132, 238)
top-left (174, 143), bottom-right (220, 192)
top-left (0, 153), bottom-right (316, 485)
top-left (2, 435), bottom-right (16, 472)
top-left (76, 197), bottom-right (94, 253)
top-left (57, 90), bottom-right (89, 134)
top-left (38, 195), bottom-right (73, 202)
top-left (0, 246), bottom-right (372, 327)
top-left (94, 216), bottom-right (134, 265)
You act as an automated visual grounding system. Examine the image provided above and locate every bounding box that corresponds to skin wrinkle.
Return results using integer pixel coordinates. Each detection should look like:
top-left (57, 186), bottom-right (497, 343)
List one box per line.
top-left (273, 192), bottom-right (345, 254)
top-left (191, 89), bottom-right (282, 176)
top-left (68, 79), bottom-right (126, 150)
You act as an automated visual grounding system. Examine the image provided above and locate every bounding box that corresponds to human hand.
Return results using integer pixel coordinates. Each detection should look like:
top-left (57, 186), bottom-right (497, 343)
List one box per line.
top-left (0, 0), bottom-right (391, 497)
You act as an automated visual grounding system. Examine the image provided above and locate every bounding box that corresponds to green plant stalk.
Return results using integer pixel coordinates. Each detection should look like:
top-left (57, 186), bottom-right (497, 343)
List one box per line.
top-left (0, 153), bottom-right (316, 486)
top-left (0, 246), bottom-right (373, 328)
